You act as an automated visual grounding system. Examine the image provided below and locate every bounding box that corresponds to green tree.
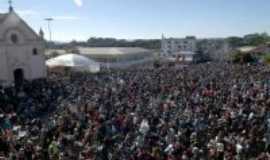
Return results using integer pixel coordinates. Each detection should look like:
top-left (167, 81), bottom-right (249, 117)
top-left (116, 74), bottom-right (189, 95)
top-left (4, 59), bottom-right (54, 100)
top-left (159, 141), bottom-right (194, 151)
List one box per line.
top-left (227, 37), bottom-right (244, 47)
top-left (232, 51), bottom-right (257, 63)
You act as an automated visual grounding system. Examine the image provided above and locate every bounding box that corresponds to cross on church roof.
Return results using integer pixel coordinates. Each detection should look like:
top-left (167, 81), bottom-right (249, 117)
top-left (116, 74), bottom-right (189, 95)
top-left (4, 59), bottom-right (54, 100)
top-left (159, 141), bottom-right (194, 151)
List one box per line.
top-left (8, 0), bottom-right (13, 12)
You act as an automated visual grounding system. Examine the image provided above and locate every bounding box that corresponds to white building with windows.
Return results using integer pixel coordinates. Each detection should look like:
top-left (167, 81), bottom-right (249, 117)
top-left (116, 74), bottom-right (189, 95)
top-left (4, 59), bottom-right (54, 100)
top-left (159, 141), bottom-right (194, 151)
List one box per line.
top-left (0, 6), bottom-right (46, 87)
top-left (161, 35), bottom-right (197, 61)
top-left (161, 35), bottom-right (231, 62)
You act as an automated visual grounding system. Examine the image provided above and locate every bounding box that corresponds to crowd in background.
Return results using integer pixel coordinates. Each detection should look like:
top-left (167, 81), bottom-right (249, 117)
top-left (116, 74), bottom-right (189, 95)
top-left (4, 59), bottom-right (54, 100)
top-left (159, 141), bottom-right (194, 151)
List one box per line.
top-left (1, 62), bottom-right (270, 160)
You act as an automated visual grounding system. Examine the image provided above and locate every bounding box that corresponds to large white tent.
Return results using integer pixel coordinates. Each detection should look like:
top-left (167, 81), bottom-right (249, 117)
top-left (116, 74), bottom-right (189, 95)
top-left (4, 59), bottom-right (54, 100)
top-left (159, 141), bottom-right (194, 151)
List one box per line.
top-left (46, 54), bottom-right (100, 73)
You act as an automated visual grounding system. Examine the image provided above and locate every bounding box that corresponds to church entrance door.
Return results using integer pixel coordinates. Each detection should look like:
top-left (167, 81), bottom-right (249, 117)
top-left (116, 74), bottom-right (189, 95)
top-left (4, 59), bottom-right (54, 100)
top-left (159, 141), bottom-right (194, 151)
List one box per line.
top-left (13, 68), bottom-right (24, 88)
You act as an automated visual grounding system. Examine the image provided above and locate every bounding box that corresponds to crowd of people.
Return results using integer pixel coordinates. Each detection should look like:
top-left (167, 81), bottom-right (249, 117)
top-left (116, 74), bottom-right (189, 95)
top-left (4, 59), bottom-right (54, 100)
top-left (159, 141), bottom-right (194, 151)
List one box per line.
top-left (1, 62), bottom-right (270, 159)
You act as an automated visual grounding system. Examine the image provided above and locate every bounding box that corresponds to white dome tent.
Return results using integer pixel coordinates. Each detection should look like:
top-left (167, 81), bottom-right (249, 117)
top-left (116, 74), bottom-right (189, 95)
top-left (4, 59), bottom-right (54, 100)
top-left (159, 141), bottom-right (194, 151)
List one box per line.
top-left (46, 54), bottom-right (100, 73)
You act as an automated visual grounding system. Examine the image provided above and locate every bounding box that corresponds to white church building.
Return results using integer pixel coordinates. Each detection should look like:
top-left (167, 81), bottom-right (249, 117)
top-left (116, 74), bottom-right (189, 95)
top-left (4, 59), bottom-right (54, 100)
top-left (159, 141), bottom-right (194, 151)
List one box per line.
top-left (0, 5), bottom-right (46, 87)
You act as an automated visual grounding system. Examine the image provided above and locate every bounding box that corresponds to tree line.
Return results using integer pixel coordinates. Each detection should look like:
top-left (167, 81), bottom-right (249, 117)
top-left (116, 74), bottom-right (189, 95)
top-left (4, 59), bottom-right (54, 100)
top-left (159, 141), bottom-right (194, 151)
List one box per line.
top-left (48, 32), bottom-right (270, 50)
top-left (227, 32), bottom-right (270, 47)
top-left (48, 38), bottom-right (161, 50)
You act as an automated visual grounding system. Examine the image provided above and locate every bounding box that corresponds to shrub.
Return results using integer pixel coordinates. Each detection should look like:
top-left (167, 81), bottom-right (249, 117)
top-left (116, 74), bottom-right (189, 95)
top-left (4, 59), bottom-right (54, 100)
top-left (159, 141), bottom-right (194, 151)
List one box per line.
top-left (232, 52), bottom-right (257, 63)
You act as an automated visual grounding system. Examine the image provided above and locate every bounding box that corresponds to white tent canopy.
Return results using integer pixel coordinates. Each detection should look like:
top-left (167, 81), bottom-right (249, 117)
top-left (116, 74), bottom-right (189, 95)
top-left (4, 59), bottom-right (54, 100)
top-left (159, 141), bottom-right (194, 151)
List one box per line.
top-left (46, 54), bottom-right (100, 73)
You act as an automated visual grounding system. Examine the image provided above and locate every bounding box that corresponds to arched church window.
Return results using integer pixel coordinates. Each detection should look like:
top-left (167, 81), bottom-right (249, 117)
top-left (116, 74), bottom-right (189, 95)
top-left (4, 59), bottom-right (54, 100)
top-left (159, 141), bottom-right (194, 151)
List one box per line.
top-left (33, 48), bottom-right (38, 55)
top-left (10, 34), bottom-right (18, 44)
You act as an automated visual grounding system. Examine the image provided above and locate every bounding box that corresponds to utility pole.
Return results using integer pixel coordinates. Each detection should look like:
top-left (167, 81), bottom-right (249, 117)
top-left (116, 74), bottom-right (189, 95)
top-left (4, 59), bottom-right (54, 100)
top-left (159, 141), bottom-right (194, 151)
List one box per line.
top-left (44, 18), bottom-right (54, 42)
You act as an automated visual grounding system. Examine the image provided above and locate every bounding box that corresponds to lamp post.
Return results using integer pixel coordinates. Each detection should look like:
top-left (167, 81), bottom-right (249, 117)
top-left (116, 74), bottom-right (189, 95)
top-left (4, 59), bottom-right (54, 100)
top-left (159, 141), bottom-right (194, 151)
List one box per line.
top-left (44, 18), bottom-right (54, 42)
top-left (8, 0), bottom-right (13, 12)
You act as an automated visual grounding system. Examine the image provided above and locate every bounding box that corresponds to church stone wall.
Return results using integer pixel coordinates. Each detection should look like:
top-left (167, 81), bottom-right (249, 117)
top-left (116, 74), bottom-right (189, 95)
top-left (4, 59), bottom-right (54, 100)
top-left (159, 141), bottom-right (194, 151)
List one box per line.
top-left (29, 46), bottom-right (47, 79)
top-left (0, 48), bottom-right (9, 83)
top-left (6, 45), bottom-right (31, 81)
